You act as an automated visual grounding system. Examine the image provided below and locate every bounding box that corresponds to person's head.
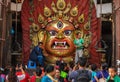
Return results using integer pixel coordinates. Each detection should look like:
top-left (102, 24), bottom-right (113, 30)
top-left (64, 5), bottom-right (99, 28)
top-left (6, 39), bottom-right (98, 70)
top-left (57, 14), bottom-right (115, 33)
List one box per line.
top-left (45, 64), bottom-right (56, 76)
top-left (101, 63), bottom-right (108, 70)
top-left (56, 60), bottom-right (61, 66)
top-left (36, 68), bottom-right (42, 76)
top-left (108, 66), bottom-right (117, 78)
top-left (38, 42), bottom-right (43, 47)
top-left (8, 66), bottom-right (18, 82)
top-left (55, 69), bottom-right (60, 78)
top-left (91, 64), bottom-right (97, 71)
top-left (76, 32), bottom-right (82, 39)
top-left (68, 61), bottom-right (75, 69)
top-left (78, 57), bottom-right (87, 67)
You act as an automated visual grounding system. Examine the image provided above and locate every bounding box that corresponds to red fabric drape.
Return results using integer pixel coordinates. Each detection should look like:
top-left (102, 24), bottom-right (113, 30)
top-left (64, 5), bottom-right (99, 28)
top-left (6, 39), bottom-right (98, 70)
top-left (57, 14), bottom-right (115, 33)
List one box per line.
top-left (21, 0), bottom-right (101, 65)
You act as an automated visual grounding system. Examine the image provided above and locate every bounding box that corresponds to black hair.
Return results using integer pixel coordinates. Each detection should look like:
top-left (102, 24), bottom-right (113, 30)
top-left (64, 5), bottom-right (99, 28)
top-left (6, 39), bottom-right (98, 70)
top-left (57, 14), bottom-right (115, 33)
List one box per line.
top-left (38, 42), bottom-right (43, 45)
top-left (78, 57), bottom-right (87, 67)
top-left (59, 62), bottom-right (67, 71)
top-left (45, 65), bottom-right (54, 73)
top-left (101, 63), bottom-right (108, 70)
top-left (109, 66), bottom-right (117, 72)
top-left (76, 32), bottom-right (81, 35)
top-left (69, 61), bottom-right (75, 69)
top-left (36, 68), bottom-right (42, 76)
top-left (91, 64), bottom-right (97, 71)
top-left (56, 60), bottom-right (61, 66)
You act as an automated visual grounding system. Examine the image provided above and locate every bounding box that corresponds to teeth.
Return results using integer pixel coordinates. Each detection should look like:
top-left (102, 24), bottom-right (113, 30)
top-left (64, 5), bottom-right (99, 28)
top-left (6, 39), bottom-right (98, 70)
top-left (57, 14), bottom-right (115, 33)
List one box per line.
top-left (65, 46), bottom-right (68, 49)
top-left (53, 46), bottom-right (56, 48)
top-left (64, 42), bottom-right (66, 45)
top-left (54, 41), bottom-right (66, 45)
top-left (55, 41), bottom-right (57, 45)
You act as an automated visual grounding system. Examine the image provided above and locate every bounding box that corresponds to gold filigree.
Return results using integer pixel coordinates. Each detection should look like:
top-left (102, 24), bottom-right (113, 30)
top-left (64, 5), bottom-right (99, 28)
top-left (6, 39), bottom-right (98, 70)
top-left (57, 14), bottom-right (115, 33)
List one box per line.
top-left (58, 11), bottom-right (63, 18)
top-left (63, 15), bottom-right (69, 21)
top-left (38, 14), bottom-right (44, 23)
top-left (83, 49), bottom-right (89, 57)
top-left (31, 29), bottom-right (45, 47)
top-left (70, 6), bottom-right (78, 16)
top-left (84, 22), bottom-right (90, 30)
top-left (28, 18), bottom-right (34, 22)
top-left (32, 33), bottom-right (39, 46)
top-left (51, 2), bottom-right (57, 13)
top-left (31, 23), bottom-right (40, 32)
top-left (37, 30), bottom-right (45, 43)
top-left (78, 14), bottom-right (85, 23)
top-left (51, 15), bottom-right (58, 21)
top-left (84, 34), bottom-right (91, 48)
top-left (37, 1), bottom-right (79, 26)
top-left (56, 0), bottom-right (66, 10)
top-left (63, 2), bottom-right (71, 14)
top-left (44, 6), bottom-right (52, 17)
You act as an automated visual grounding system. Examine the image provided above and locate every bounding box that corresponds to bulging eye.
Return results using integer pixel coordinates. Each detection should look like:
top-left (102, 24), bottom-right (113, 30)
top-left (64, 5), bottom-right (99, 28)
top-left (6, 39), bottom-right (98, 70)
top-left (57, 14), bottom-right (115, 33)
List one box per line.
top-left (49, 30), bottom-right (57, 36)
top-left (64, 30), bottom-right (72, 36)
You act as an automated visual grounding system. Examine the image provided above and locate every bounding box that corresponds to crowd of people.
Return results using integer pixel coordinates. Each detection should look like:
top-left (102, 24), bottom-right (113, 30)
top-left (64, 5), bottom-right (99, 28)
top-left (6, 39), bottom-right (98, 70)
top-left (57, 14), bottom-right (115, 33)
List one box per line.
top-left (0, 57), bottom-right (120, 82)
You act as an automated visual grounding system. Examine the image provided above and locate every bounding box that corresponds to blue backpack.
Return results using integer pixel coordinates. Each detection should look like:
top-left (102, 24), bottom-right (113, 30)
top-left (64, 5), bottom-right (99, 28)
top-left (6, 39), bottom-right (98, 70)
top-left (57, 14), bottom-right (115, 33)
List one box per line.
top-left (76, 70), bottom-right (91, 82)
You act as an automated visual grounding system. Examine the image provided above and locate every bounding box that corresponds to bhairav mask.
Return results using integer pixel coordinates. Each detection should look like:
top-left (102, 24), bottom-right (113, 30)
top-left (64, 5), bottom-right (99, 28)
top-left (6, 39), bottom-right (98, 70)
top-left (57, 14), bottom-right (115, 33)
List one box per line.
top-left (44, 20), bottom-right (75, 63)
top-left (21, 0), bottom-right (100, 64)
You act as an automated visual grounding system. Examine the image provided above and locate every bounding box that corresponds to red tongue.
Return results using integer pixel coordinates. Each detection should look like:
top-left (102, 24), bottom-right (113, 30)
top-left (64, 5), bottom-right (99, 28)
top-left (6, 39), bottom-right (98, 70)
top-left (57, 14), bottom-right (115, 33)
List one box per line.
top-left (55, 46), bottom-right (66, 49)
top-left (56, 45), bottom-right (64, 48)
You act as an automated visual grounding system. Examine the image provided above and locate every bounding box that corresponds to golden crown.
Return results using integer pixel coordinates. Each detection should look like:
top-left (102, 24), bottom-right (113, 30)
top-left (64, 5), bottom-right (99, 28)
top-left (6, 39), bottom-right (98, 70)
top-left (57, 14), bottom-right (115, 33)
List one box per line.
top-left (28, 0), bottom-right (94, 30)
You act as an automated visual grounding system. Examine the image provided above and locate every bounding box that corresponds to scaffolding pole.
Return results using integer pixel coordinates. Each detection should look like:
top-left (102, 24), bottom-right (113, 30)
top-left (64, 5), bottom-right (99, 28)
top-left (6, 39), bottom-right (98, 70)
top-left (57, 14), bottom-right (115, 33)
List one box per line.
top-left (0, 0), bottom-right (7, 67)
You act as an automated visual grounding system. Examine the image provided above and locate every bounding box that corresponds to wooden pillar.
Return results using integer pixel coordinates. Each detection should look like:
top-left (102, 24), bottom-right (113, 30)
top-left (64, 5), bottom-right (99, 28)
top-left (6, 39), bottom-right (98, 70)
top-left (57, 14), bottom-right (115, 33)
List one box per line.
top-left (113, 0), bottom-right (120, 64)
top-left (0, 0), bottom-right (7, 67)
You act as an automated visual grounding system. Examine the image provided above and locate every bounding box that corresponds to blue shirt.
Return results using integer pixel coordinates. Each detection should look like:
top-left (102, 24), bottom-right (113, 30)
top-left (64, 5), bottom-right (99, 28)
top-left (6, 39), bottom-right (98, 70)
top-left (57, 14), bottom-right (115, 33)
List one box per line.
top-left (96, 70), bottom-right (109, 79)
top-left (91, 71), bottom-right (97, 82)
top-left (41, 75), bottom-right (53, 82)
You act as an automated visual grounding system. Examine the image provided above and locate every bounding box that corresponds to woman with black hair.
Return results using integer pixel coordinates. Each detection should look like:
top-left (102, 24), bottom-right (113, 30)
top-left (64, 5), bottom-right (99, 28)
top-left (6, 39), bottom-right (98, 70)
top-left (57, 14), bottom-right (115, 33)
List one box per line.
top-left (6, 65), bottom-right (25, 82)
top-left (41, 65), bottom-right (58, 82)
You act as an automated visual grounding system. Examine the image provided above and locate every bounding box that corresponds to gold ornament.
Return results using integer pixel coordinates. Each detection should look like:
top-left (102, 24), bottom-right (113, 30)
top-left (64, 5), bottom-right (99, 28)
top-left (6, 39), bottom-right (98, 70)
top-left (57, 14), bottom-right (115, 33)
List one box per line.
top-left (63, 2), bottom-right (71, 14)
top-left (38, 14), bottom-right (44, 23)
top-left (84, 34), bottom-right (91, 48)
top-left (31, 23), bottom-right (40, 32)
top-left (84, 22), bottom-right (90, 30)
top-left (37, 30), bottom-right (45, 43)
top-left (32, 33), bottom-right (39, 46)
top-left (44, 6), bottom-right (52, 17)
top-left (78, 14), bottom-right (85, 23)
top-left (63, 15), bottom-right (69, 21)
top-left (51, 2), bottom-right (57, 13)
top-left (83, 49), bottom-right (89, 57)
top-left (56, 0), bottom-right (66, 10)
top-left (70, 6), bottom-right (78, 16)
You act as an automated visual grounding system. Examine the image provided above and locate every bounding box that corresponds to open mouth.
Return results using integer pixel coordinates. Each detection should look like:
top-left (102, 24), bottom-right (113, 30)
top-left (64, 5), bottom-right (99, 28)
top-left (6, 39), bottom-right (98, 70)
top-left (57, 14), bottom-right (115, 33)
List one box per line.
top-left (51, 41), bottom-right (69, 49)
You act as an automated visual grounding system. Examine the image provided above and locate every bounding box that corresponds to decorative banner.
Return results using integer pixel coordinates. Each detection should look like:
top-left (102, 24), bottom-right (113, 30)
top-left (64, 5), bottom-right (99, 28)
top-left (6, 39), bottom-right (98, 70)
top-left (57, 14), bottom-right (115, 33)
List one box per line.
top-left (21, 0), bottom-right (101, 65)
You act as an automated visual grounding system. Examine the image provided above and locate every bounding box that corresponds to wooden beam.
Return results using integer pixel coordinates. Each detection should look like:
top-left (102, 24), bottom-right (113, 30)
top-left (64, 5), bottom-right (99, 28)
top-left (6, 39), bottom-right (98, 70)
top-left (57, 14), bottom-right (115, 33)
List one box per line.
top-left (0, 0), bottom-right (7, 67)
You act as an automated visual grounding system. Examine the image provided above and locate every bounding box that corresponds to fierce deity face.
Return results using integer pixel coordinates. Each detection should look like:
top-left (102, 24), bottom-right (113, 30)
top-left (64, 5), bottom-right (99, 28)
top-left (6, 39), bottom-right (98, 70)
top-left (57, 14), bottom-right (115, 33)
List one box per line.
top-left (44, 20), bottom-right (75, 63)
